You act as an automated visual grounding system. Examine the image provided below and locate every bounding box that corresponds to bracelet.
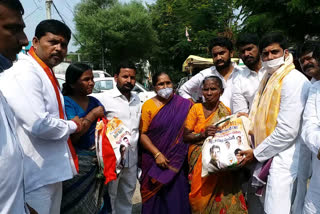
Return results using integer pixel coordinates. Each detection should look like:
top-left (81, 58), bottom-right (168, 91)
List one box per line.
top-left (154, 152), bottom-right (161, 159)
top-left (84, 118), bottom-right (93, 123)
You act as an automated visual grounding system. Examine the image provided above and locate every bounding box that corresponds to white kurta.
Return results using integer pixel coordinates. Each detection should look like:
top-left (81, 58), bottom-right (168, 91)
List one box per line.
top-left (0, 90), bottom-right (27, 214)
top-left (178, 64), bottom-right (242, 108)
top-left (0, 53), bottom-right (77, 194)
top-left (94, 87), bottom-right (141, 214)
top-left (292, 78), bottom-right (317, 214)
top-left (253, 69), bottom-right (310, 214)
top-left (301, 81), bottom-right (320, 213)
top-left (232, 66), bottom-right (266, 114)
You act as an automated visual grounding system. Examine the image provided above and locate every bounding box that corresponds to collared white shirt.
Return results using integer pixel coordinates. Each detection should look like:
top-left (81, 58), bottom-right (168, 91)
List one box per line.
top-left (301, 81), bottom-right (320, 213)
top-left (232, 66), bottom-right (266, 113)
top-left (0, 90), bottom-right (27, 214)
top-left (178, 63), bottom-right (242, 108)
top-left (95, 87), bottom-right (141, 167)
top-left (0, 53), bottom-right (77, 194)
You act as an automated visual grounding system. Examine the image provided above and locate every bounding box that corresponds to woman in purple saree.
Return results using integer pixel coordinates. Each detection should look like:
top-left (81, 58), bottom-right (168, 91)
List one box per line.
top-left (140, 72), bottom-right (192, 214)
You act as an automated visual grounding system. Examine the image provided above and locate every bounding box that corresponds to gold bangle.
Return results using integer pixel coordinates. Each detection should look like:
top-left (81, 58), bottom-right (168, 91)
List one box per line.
top-left (154, 152), bottom-right (161, 159)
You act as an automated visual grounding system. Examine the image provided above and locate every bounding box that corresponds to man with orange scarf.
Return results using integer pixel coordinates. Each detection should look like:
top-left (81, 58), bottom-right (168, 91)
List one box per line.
top-left (0, 20), bottom-right (82, 214)
top-left (239, 33), bottom-right (310, 214)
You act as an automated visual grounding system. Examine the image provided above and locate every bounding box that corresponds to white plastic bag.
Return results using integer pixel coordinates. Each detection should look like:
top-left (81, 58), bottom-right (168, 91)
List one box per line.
top-left (201, 115), bottom-right (251, 177)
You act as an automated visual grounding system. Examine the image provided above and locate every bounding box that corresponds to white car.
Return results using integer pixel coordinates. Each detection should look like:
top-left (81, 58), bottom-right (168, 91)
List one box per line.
top-left (55, 74), bottom-right (66, 89)
top-left (56, 75), bottom-right (155, 103)
top-left (93, 77), bottom-right (156, 103)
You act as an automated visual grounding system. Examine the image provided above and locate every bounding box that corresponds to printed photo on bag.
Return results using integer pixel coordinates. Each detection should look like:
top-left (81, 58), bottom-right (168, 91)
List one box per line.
top-left (95, 117), bottom-right (131, 176)
top-left (202, 115), bottom-right (251, 177)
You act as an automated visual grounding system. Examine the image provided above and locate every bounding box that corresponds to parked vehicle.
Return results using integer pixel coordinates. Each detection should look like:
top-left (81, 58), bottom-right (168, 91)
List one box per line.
top-left (55, 75), bottom-right (155, 103)
top-left (93, 70), bottom-right (111, 78)
top-left (93, 77), bottom-right (156, 103)
top-left (55, 74), bottom-right (66, 89)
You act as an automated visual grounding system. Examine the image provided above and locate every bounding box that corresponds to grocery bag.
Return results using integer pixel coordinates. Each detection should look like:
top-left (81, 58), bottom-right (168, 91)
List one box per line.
top-left (201, 115), bottom-right (251, 177)
top-left (95, 117), bottom-right (131, 184)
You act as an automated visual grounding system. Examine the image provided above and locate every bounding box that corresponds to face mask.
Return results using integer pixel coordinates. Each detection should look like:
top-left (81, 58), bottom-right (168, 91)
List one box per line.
top-left (262, 53), bottom-right (285, 73)
top-left (157, 87), bottom-right (173, 99)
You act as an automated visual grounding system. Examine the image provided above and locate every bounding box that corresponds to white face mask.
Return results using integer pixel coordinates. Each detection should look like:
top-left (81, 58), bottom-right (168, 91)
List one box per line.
top-left (157, 87), bottom-right (173, 99)
top-left (262, 53), bottom-right (285, 73)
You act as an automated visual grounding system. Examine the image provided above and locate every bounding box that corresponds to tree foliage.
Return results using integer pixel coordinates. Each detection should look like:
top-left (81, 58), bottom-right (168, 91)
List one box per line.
top-left (148, 0), bottom-right (236, 82)
top-left (236, 0), bottom-right (320, 43)
top-left (74, 0), bottom-right (158, 72)
top-left (73, 0), bottom-right (320, 83)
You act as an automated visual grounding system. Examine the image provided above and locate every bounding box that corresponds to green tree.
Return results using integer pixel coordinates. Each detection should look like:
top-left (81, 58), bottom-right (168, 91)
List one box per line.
top-left (74, 0), bottom-right (158, 74)
top-left (236, 0), bottom-right (320, 43)
top-left (148, 0), bottom-right (236, 83)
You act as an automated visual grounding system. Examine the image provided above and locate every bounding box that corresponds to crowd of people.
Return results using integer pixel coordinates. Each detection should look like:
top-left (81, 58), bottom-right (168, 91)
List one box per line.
top-left (1, 0), bottom-right (320, 214)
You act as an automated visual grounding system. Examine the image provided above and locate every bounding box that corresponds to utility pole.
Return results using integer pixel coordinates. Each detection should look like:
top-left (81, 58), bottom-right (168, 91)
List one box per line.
top-left (101, 31), bottom-right (105, 71)
top-left (46, 0), bottom-right (53, 19)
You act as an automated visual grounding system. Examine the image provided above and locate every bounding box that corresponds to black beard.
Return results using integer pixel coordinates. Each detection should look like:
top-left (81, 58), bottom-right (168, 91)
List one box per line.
top-left (303, 63), bottom-right (315, 71)
top-left (244, 56), bottom-right (260, 70)
top-left (216, 58), bottom-right (231, 71)
top-left (117, 84), bottom-right (133, 93)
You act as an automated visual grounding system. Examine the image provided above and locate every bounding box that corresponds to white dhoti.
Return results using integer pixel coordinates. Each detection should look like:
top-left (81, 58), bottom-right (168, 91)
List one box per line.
top-left (264, 159), bottom-right (297, 214)
top-left (26, 182), bottom-right (62, 214)
top-left (108, 164), bottom-right (137, 214)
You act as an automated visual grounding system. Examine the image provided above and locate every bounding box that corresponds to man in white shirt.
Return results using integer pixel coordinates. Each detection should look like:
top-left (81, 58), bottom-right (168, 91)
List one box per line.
top-left (297, 41), bottom-right (320, 214)
top-left (179, 37), bottom-right (242, 108)
top-left (96, 61), bottom-right (141, 214)
top-left (232, 33), bottom-right (265, 114)
top-left (239, 33), bottom-right (310, 214)
top-left (0, 1), bottom-right (30, 213)
top-left (0, 20), bottom-right (82, 214)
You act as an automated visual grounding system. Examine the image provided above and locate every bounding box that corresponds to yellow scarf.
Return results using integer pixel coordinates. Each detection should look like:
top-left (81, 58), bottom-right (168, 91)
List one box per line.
top-left (249, 53), bottom-right (295, 147)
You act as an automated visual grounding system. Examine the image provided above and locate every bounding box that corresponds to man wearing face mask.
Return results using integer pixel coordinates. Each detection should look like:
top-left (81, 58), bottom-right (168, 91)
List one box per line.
top-left (96, 61), bottom-right (141, 214)
top-left (239, 32), bottom-right (310, 214)
top-left (179, 37), bottom-right (242, 109)
top-left (232, 33), bottom-right (264, 114)
top-left (295, 41), bottom-right (320, 214)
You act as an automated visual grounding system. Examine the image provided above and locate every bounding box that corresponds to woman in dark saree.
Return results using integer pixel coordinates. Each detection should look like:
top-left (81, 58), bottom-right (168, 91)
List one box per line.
top-left (61, 63), bottom-right (107, 213)
top-left (139, 72), bottom-right (192, 214)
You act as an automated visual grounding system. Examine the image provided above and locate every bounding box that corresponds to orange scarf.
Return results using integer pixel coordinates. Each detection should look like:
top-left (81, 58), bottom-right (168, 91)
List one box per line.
top-left (29, 46), bottom-right (79, 174)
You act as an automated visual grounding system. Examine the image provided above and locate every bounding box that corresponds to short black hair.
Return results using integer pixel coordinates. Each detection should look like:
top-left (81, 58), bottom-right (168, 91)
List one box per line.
top-left (0, 0), bottom-right (24, 15)
top-left (152, 72), bottom-right (172, 86)
top-left (202, 76), bottom-right (224, 90)
top-left (298, 40), bottom-right (320, 60)
top-left (62, 63), bottom-right (92, 96)
top-left (35, 19), bottom-right (71, 42)
top-left (259, 32), bottom-right (288, 52)
top-left (115, 60), bottom-right (136, 75)
top-left (236, 33), bottom-right (259, 48)
top-left (209, 37), bottom-right (233, 52)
